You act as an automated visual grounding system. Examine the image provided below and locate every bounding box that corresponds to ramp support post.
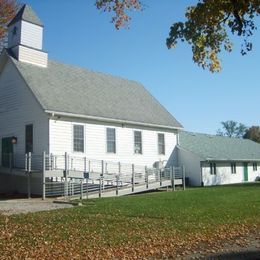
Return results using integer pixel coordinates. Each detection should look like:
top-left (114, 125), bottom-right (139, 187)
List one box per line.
top-left (42, 151), bottom-right (46, 200)
top-left (171, 166), bottom-right (175, 191)
top-left (132, 164), bottom-right (135, 192)
top-left (116, 175), bottom-right (119, 196)
top-left (145, 166), bottom-right (148, 189)
top-left (27, 152), bottom-right (32, 199)
top-left (182, 165), bottom-right (186, 190)
top-left (159, 169), bottom-right (162, 186)
top-left (64, 152), bottom-right (69, 198)
top-left (99, 178), bottom-right (102, 198)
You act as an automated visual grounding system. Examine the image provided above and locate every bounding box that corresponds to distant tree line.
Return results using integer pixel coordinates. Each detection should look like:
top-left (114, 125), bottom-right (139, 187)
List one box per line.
top-left (217, 120), bottom-right (260, 143)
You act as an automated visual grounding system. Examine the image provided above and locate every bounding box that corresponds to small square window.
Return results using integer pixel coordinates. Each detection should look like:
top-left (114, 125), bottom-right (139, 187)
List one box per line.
top-left (12, 26), bottom-right (17, 36)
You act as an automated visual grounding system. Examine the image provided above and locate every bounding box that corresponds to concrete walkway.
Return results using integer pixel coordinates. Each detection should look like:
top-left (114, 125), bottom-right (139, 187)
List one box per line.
top-left (0, 198), bottom-right (73, 215)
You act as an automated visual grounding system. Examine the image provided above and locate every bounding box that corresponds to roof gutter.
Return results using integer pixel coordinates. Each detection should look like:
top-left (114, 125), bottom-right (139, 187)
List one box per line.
top-left (177, 146), bottom-right (260, 162)
top-left (45, 110), bottom-right (183, 131)
top-left (205, 159), bottom-right (260, 162)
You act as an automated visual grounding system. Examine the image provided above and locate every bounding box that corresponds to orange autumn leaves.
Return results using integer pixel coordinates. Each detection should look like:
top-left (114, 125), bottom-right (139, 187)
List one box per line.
top-left (0, 0), bottom-right (17, 39)
top-left (95, 0), bottom-right (142, 29)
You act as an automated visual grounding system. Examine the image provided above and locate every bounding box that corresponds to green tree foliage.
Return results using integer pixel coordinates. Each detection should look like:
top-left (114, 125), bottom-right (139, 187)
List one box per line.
top-left (217, 120), bottom-right (247, 138)
top-left (166, 0), bottom-right (260, 72)
top-left (244, 126), bottom-right (260, 143)
top-left (96, 0), bottom-right (260, 72)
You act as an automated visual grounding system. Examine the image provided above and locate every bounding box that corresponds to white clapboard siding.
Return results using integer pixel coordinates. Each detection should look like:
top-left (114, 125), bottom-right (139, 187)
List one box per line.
top-left (202, 162), bottom-right (244, 186)
top-left (178, 148), bottom-right (202, 186)
top-left (8, 21), bottom-right (43, 51)
top-left (20, 21), bottom-right (43, 50)
top-left (13, 45), bottom-right (48, 68)
top-left (0, 59), bottom-right (49, 164)
top-left (49, 119), bottom-right (177, 167)
top-left (202, 162), bottom-right (260, 186)
top-left (248, 163), bottom-right (260, 182)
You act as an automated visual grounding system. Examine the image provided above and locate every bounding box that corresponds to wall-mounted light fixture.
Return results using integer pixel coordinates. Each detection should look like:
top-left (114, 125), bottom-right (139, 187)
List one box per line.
top-left (11, 136), bottom-right (17, 144)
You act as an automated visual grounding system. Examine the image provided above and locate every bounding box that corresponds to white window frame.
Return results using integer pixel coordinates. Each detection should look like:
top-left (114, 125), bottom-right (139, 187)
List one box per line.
top-left (253, 162), bottom-right (257, 171)
top-left (106, 128), bottom-right (116, 154)
top-left (73, 124), bottom-right (85, 153)
top-left (158, 133), bottom-right (165, 155)
top-left (134, 130), bottom-right (142, 154)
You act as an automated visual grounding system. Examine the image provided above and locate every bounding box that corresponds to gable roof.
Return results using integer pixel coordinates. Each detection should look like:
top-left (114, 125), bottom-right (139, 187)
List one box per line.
top-left (8, 4), bottom-right (43, 27)
top-left (179, 131), bottom-right (260, 161)
top-left (7, 52), bottom-right (182, 130)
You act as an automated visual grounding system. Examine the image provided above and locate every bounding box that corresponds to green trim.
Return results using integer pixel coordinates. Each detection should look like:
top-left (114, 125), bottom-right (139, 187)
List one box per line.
top-left (1, 137), bottom-right (13, 167)
top-left (243, 163), bottom-right (248, 182)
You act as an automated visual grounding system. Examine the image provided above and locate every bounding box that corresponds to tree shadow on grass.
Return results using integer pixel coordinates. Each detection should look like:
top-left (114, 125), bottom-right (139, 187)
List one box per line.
top-left (0, 193), bottom-right (40, 200)
top-left (207, 250), bottom-right (260, 260)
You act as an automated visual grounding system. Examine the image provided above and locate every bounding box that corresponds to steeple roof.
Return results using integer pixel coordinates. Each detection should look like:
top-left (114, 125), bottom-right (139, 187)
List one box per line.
top-left (8, 4), bottom-right (43, 27)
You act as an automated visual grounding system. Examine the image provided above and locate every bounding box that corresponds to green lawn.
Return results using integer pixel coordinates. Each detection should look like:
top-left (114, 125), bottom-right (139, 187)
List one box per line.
top-left (0, 183), bottom-right (260, 258)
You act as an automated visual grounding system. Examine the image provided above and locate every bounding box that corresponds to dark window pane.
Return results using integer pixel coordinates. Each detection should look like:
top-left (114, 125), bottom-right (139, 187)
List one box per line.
top-left (25, 124), bottom-right (33, 153)
top-left (231, 163), bottom-right (236, 174)
top-left (210, 162), bottom-right (216, 175)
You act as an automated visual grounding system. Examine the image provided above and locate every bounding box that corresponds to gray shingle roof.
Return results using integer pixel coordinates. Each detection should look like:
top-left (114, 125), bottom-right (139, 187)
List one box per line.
top-left (10, 54), bottom-right (182, 129)
top-left (8, 4), bottom-right (43, 27)
top-left (179, 131), bottom-right (260, 161)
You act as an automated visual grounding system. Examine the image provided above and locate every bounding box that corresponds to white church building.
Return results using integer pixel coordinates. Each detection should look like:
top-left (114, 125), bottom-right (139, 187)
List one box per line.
top-left (0, 5), bottom-right (183, 171)
top-left (177, 131), bottom-right (260, 186)
top-left (0, 5), bottom-right (259, 196)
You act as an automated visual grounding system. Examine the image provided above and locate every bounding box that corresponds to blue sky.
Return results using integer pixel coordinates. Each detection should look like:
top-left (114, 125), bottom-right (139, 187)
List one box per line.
top-left (24, 1), bottom-right (260, 134)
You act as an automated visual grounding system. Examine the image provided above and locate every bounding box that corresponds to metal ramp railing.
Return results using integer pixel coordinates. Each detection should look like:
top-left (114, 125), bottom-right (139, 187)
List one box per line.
top-left (42, 153), bottom-right (186, 200)
top-left (0, 152), bottom-right (185, 199)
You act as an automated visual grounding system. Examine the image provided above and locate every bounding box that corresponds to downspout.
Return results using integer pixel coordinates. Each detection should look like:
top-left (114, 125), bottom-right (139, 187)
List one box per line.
top-left (200, 161), bottom-right (204, 187)
top-left (177, 131), bottom-right (180, 146)
top-left (176, 132), bottom-right (180, 167)
top-left (48, 112), bottom-right (55, 154)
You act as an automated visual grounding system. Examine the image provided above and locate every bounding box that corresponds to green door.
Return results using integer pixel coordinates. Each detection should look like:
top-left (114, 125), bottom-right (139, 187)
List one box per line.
top-left (243, 163), bottom-right (248, 182)
top-left (1, 137), bottom-right (13, 167)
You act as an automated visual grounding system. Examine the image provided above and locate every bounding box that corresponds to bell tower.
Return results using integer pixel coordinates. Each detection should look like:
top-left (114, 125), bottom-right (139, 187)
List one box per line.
top-left (7, 4), bottom-right (48, 67)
